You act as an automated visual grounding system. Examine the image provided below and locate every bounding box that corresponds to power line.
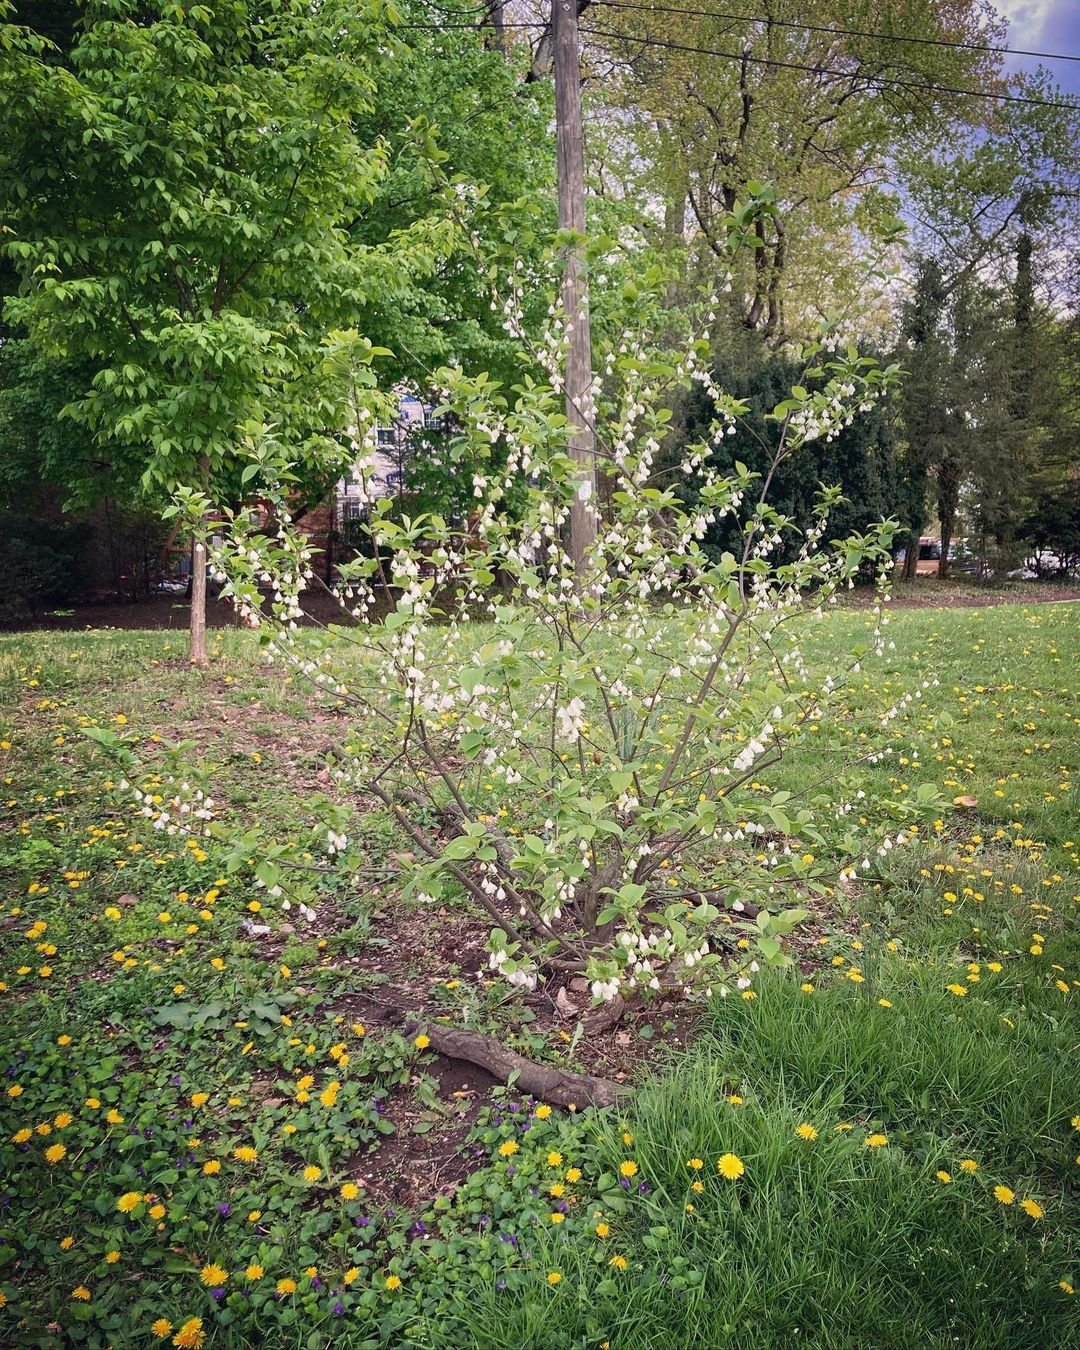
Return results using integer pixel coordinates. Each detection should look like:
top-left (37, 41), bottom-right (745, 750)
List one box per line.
top-left (583, 23), bottom-right (1080, 110)
top-left (421, 1), bottom-right (501, 14)
top-left (589, 0), bottom-right (1080, 66)
top-left (398, 19), bottom-right (539, 31)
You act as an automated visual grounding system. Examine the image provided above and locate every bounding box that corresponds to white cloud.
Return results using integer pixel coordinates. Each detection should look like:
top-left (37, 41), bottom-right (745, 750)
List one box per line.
top-left (994, 1), bottom-right (1054, 44)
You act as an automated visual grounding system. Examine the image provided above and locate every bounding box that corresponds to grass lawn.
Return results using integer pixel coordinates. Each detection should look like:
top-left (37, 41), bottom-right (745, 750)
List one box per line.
top-left (1, 600), bottom-right (1078, 1347)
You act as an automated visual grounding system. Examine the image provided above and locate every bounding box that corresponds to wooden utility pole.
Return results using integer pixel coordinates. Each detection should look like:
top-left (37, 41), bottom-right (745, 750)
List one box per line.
top-left (189, 537), bottom-right (208, 667)
top-left (553, 0), bottom-right (597, 573)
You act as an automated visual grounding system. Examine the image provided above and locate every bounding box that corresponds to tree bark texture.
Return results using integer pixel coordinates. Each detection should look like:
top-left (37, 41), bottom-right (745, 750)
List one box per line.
top-left (412, 1022), bottom-right (629, 1109)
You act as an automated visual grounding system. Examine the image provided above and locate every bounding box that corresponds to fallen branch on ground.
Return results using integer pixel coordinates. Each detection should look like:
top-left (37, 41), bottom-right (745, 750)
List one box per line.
top-left (407, 1021), bottom-right (629, 1109)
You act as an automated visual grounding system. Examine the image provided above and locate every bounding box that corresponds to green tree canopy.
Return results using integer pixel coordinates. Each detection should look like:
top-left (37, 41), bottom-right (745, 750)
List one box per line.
top-left (0, 0), bottom-right (552, 654)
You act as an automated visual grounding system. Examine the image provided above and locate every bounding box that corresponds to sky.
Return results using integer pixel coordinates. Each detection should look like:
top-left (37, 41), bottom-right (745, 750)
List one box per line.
top-left (995, 0), bottom-right (1080, 96)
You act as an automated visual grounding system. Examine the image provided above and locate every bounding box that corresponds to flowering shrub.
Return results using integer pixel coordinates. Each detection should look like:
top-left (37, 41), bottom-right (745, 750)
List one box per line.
top-left (199, 228), bottom-right (925, 1011)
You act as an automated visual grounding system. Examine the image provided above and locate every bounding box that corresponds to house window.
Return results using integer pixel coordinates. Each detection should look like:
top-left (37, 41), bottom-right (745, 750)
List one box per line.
top-left (376, 427), bottom-right (396, 447)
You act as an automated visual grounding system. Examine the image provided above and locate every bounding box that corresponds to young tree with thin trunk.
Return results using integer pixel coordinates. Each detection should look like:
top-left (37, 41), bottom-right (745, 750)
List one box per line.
top-left (0, 0), bottom-right (456, 662)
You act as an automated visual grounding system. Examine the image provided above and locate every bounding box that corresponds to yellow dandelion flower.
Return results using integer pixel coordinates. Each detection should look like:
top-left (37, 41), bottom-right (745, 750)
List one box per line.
top-left (936, 1171), bottom-right (952, 1184)
top-left (199, 1264), bottom-right (228, 1287)
top-left (302, 1165), bottom-right (321, 1182)
top-left (687, 1157), bottom-right (704, 1170)
top-left (609, 1255), bottom-right (629, 1271)
top-left (865, 1133), bottom-right (888, 1149)
top-left (546, 1271), bottom-right (562, 1286)
top-left (71, 1285), bottom-right (91, 1301)
top-left (994, 1185), bottom-right (1015, 1206)
top-left (619, 1160), bottom-right (638, 1178)
top-left (546, 1151), bottom-right (563, 1167)
top-left (385, 1274), bottom-right (402, 1291)
top-left (150, 1318), bottom-right (173, 1338)
top-left (45, 1143), bottom-right (66, 1165)
top-left (795, 1124), bottom-right (818, 1142)
top-left (1020, 1198), bottom-right (1044, 1220)
top-left (172, 1315), bottom-right (206, 1349)
top-left (498, 1140), bottom-right (519, 1157)
top-left (117, 1192), bottom-right (142, 1213)
top-left (716, 1153), bottom-right (745, 1179)
top-left (276, 1278), bottom-right (297, 1296)
top-left (535, 1105), bottom-right (552, 1120)
top-left (245, 1264), bottom-right (264, 1280)
top-left (960, 1158), bottom-right (979, 1173)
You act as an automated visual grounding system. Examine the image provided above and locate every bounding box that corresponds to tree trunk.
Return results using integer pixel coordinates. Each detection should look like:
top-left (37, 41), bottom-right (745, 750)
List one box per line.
top-left (938, 521), bottom-right (952, 580)
top-left (486, 0), bottom-right (508, 53)
top-left (902, 539), bottom-right (918, 581)
top-left (937, 457), bottom-right (961, 581)
top-left (189, 537), bottom-right (208, 666)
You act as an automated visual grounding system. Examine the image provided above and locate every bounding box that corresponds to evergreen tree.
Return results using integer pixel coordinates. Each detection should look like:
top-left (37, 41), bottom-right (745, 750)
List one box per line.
top-left (670, 340), bottom-right (905, 564)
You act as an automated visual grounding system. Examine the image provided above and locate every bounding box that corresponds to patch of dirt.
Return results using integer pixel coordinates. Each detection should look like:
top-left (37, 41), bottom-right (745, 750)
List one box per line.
top-left (339, 1055), bottom-right (500, 1212)
top-left (288, 866), bottom-right (866, 1213)
top-left (847, 578), bottom-right (1080, 609)
top-left (1, 587), bottom-right (368, 633)
top-left (7, 576), bottom-right (1079, 634)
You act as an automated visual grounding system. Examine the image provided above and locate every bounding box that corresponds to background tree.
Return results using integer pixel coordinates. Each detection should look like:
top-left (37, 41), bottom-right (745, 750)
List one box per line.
top-left (660, 326), bottom-right (906, 562)
top-left (1, 0), bottom-right (543, 658)
top-left (1016, 261), bottom-right (1080, 574)
top-left (580, 0), bottom-right (1013, 339)
top-left (349, 0), bottom-right (554, 386)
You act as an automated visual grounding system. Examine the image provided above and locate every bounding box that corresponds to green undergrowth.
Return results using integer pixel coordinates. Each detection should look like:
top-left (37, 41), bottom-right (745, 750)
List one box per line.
top-left (1, 600), bottom-right (1078, 1346)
